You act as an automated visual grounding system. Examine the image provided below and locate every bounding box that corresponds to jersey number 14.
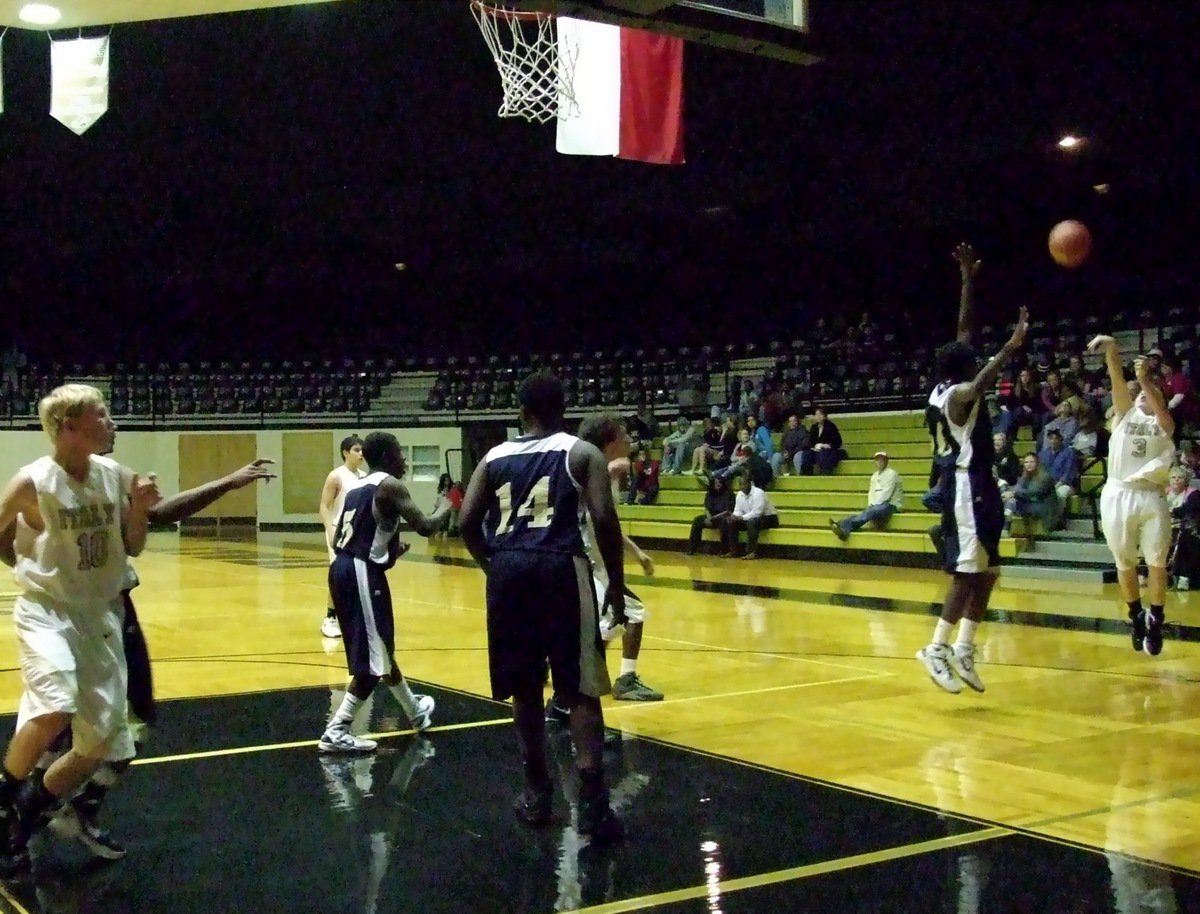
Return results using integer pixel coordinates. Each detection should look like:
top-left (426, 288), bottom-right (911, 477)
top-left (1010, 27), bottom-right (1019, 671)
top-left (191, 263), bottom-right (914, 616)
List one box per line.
top-left (496, 477), bottom-right (554, 535)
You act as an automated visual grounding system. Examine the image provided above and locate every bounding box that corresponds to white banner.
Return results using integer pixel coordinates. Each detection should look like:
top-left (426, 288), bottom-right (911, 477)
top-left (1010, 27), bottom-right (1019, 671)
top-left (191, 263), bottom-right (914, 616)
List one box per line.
top-left (51, 35), bottom-right (110, 135)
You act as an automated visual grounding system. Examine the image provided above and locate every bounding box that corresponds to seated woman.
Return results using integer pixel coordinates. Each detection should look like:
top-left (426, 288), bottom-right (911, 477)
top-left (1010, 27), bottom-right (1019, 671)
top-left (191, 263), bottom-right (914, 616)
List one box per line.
top-left (712, 428), bottom-right (757, 481)
top-left (797, 407), bottom-right (846, 475)
top-left (1003, 453), bottom-right (1061, 533)
top-left (696, 415), bottom-right (738, 475)
top-left (1167, 466), bottom-right (1200, 589)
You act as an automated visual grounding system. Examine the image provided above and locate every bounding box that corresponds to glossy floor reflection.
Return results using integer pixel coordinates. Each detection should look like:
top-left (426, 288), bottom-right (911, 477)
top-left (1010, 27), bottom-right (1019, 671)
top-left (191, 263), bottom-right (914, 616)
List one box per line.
top-left (2, 685), bottom-right (1198, 914)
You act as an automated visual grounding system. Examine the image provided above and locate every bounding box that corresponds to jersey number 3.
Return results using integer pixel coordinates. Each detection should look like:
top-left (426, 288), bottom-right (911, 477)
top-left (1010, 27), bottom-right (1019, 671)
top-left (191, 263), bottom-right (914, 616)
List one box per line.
top-left (496, 477), bottom-right (555, 534)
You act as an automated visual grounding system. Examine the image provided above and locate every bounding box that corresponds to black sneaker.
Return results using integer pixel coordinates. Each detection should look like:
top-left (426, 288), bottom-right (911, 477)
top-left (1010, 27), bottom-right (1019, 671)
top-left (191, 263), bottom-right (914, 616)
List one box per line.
top-left (1144, 609), bottom-right (1164, 657)
top-left (545, 696), bottom-right (570, 726)
top-left (49, 804), bottom-right (126, 860)
top-left (513, 784), bottom-right (552, 827)
top-left (1130, 611), bottom-right (1147, 652)
top-left (578, 798), bottom-right (624, 845)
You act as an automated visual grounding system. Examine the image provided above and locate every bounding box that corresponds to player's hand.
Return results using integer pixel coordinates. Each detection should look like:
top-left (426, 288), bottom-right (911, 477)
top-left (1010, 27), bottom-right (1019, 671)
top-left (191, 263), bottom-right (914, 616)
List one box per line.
top-left (1006, 307), bottom-right (1030, 350)
top-left (229, 458), bottom-right (277, 488)
top-left (397, 541), bottom-right (412, 559)
top-left (953, 242), bottom-right (982, 279)
top-left (1134, 357), bottom-right (1151, 382)
top-left (1087, 334), bottom-right (1117, 354)
top-left (603, 588), bottom-right (628, 627)
top-left (130, 473), bottom-right (161, 512)
top-left (637, 551), bottom-right (655, 576)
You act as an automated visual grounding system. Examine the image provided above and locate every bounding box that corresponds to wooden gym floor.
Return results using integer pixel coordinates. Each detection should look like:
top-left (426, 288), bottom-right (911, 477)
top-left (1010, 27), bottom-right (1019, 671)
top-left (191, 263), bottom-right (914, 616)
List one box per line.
top-left (0, 529), bottom-right (1197, 913)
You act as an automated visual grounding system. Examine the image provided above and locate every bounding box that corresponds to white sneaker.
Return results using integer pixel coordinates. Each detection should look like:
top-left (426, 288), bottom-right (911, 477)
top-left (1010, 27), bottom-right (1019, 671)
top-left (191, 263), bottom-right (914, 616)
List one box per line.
top-left (949, 643), bottom-right (985, 692)
top-left (409, 695), bottom-right (435, 732)
top-left (319, 729), bottom-right (378, 754)
top-left (917, 644), bottom-right (963, 694)
top-left (1178, 576), bottom-right (1190, 591)
top-left (320, 615), bottom-right (342, 639)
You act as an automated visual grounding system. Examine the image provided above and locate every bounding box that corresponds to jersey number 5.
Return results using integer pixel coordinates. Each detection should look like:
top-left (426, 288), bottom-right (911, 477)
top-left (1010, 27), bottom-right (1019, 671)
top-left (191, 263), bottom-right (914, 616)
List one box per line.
top-left (335, 509), bottom-right (356, 549)
top-left (496, 477), bottom-right (555, 534)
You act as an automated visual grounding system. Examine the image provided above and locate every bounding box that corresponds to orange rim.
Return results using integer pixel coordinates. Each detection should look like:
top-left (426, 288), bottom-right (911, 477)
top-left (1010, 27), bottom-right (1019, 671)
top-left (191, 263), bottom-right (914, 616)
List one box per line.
top-left (471, 1), bottom-right (551, 21)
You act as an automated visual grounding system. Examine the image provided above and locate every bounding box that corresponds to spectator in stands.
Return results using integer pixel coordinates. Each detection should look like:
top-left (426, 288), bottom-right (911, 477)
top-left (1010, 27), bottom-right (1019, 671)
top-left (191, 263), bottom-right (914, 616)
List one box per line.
top-left (830, 451), bottom-right (904, 541)
top-left (1004, 452), bottom-right (1060, 533)
top-left (797, 407), bottom-right (845, 475)
top-left (720, 473), bottom-right (779, 560)
top-left (1072, 410), bottom-right (1108, 459)
top-left (772, 413), bottom-right (810, 477)
top-left (705, 415), bottom-right (741, 476)
top-left (999, 367), bottom-right (1042, 442)
top-left (627, 405), bottom-right (659, 452)
top-left (1179, 441), bottom-right (1200, 483)
top-left (736, 379), bottom-right (756, 419)
top-left (1146, 347), bottom-right (1164, 375)
top-left (1168, 466), bottom-right (1200, 589)
top-left (1038, 429), bottom-right (1079, 530)
top-left (0, 341), bottom-right (25, 394)
top-left (625, 446), bottom-right (661, 505)
top-left (660, 415), bottom-right (699, 476)
top-left (690, 416), bottom-right (723, 474)
top-left (993, 432), bottom-right (1021, 498)
top-left (1161, 359), bottom-right (1198, 438)
top-left (713, 428), bottom-right (756, 481)
top-left (433, 473), bottom-right (464, 536)
top-left (745, 414), bottom-right (774, 464)
top-left (1040, 370), bottom-right (1074, 422)
top-left (687, 475), bottom-right (734, 555)
top-left (1040, 400), bottom-right (1079, 450)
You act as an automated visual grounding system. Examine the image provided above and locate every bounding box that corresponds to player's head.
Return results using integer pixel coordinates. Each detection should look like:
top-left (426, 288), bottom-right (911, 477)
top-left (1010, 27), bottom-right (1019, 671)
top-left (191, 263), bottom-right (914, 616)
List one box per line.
top-left (517, 371), bottom-right (566, 432)
top-left (577, 414), bottom-right (631, 461)
top-left (39, 384), bottom-right (115, 454)
top-left (935, 341), bottom-right (978, 384)
top-left (340, 435), bottom-right (364, 470)
top-left (362, 431), bottom-right (406, 479)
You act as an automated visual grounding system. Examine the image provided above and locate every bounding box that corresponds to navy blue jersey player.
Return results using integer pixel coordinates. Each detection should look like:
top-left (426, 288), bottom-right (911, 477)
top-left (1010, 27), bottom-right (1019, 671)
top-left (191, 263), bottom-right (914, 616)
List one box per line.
top-left (319, 432), bottom-right (447, 754)
top-left (918, 299), bottom-right (1029, 696)
top-left (459, 372), bottom-right (627, 844)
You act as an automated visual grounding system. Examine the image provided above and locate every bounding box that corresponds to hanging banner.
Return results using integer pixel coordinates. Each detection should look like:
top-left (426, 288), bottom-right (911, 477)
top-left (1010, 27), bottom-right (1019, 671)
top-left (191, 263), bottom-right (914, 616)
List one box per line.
top-left (50, 35), bottom-right (110, 135)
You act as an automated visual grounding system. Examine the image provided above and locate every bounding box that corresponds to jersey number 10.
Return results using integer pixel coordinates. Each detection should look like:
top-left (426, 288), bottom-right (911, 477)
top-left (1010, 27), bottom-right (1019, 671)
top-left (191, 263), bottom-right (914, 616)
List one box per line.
top-left (496, 477), bottom-right (555, 535)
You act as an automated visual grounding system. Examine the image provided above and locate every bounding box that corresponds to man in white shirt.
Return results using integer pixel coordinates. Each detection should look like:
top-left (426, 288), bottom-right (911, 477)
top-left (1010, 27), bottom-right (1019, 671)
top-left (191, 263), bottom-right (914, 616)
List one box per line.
top-left (831, 451), bottom-right (904, 540)
top-left (720, 474), bottom-right (779, 560)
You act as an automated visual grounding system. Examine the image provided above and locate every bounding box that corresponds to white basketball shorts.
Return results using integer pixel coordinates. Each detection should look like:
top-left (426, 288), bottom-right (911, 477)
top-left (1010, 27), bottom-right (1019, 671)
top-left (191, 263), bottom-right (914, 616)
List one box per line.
top-left (13, 595), bottom-right (135, 761)
top-left (1100, 481), bottom-right (1171, 571)
top-left (593, 571), bottom-right (647, 642)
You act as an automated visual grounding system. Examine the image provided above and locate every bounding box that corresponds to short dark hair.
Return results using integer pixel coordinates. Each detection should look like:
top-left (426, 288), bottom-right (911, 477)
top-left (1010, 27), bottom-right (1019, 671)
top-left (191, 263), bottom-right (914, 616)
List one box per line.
top-left (935, 341), bottom-right (977, 382)
top-left (517, 371), bottom-right (566, 424)
top-left (362, 431), bottom-right (399, 469)
top-left (1047, 429), bottom-right (1062, 439)
top-left (340, 434), bottom-right (363, 458)
top-left (577, 414), bottom-right (624, 450)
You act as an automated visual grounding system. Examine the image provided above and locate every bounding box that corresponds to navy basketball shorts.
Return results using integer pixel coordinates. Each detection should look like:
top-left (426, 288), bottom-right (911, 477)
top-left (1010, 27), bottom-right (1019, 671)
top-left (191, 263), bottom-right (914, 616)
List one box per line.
top-left (329, 555), bottom-right (396, 678)
top-left (122, 592), bottom-right (156, 726)
top-left (941, 466), bottom-right (1003, 574)
top-left (485, 550), bottom-right (611, 702)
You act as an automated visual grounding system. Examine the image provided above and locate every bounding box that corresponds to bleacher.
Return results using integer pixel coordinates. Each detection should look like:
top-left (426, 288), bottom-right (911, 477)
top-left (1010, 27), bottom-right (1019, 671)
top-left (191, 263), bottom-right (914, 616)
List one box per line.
top-left (618, 411), bottom-right (1108, 564)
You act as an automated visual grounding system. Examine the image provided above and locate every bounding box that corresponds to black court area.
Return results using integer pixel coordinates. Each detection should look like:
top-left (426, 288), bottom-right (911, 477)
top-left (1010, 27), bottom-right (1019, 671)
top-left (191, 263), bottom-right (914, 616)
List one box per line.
top-left (2, 685), bottom-right (1198, 914)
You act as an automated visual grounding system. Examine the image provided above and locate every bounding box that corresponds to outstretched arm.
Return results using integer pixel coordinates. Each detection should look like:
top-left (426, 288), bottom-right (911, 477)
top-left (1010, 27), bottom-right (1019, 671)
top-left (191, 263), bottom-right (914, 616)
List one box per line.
top-left (948, 307), bottom-right (1028, 423)
top-left (149, 459), bottom-right (276, 525)
top-left (377, 477), bottom-right (446, 539)
top-left (953, 242), bottom-right (982, 344)
top-left (1134, 357), bottom-right (1175, 437)
top-left (1088, 335), bottom-right (1132, 419)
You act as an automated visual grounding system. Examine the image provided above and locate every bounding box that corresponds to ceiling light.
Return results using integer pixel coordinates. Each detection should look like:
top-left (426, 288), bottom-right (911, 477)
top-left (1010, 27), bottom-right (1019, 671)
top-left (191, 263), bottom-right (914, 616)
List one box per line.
top-left (18, 4), bottom-right (61, 25)
top-left (1057, 135), bottom-right (1082, 150)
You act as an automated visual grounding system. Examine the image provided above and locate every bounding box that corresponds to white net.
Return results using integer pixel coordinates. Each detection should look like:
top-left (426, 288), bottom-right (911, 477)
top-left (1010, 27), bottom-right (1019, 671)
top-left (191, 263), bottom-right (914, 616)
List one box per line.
top-left (471, 2), bottom-right (579, 124)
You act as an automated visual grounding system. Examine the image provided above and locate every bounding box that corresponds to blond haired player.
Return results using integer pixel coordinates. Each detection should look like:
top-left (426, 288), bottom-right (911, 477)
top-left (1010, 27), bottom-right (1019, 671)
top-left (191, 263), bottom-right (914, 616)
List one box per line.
top-left (319, 434), bottom-right (365, 638)
top-left (0, 384), bottom-right (158, 873)
top-left (1089, 335), bottom-right (1176, 655)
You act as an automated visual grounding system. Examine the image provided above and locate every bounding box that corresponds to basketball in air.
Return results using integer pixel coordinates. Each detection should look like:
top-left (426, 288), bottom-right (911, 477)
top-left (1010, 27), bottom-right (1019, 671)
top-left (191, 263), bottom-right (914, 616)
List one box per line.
top-left (1048, 220), bottom-right (1092, 268)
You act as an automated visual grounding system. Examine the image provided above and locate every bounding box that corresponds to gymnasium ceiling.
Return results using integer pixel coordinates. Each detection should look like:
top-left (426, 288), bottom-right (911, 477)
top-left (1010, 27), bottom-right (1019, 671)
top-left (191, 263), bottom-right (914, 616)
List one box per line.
top-left (0, 0), bottom-right (339, 29)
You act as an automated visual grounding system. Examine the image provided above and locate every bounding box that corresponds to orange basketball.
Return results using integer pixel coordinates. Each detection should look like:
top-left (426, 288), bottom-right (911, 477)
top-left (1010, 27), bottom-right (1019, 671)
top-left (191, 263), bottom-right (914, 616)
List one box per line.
top-left (1048, 220), bottom-right (1092, 268)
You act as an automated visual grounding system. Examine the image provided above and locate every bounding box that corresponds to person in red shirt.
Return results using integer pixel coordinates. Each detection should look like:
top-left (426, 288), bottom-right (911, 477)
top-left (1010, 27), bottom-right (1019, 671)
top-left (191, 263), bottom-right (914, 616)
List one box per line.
top-left (626, 447), bottom-right (661, 505)
top-left (1161, 359), bottom-right (1198, 440)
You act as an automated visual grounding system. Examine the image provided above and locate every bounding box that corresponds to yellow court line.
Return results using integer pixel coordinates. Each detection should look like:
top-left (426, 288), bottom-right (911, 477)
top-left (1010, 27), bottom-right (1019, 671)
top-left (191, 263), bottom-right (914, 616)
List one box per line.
top-left (604, 673), bottom-right (891, 712)
top-left (0, 883), bottom-right (31, 914)
top-left (131, 716), bottom-right (513, 766)
top-left (559, 827), bottom-right (1012, 914)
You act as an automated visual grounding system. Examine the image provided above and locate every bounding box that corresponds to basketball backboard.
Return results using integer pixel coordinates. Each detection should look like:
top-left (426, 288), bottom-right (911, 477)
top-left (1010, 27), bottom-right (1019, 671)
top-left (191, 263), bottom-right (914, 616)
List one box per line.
top-left (520, 0), bottom-right (818, 64)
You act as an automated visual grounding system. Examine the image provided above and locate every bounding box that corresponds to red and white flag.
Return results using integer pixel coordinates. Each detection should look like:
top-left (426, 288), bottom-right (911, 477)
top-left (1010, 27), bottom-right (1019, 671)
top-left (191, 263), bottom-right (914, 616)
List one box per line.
top-left (556, 18), bottom-right (685, 166)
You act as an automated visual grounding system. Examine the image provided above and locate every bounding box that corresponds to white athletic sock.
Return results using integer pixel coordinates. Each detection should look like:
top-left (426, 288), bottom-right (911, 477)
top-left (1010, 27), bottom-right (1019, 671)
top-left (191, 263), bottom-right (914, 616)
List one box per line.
top-left (388, 677), bottom-right (418, 719)
top-left (955, 619), bottom-right (979, 647)
top-left (328, 692), bottom-right (364, 733)
top-left (932, 619), bottom-right (955, 647)
top-left (619, 658), bottom-right (637, 676)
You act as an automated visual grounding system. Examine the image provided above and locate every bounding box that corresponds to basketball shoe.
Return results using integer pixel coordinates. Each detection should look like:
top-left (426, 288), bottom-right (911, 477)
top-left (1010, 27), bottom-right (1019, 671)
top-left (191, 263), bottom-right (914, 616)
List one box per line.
top-left (948, 643), bottom-right (985, 692)
top-left (320, 612), bottom-right (342, 639)
top-left (1144, 608), bottom-right (1165, 656)
top-left (319, 729), bottom-right (378, 754)
top-left (917, 644), bottom-right (963, 694)
top-left (409, 695), bottom-right (436, 732)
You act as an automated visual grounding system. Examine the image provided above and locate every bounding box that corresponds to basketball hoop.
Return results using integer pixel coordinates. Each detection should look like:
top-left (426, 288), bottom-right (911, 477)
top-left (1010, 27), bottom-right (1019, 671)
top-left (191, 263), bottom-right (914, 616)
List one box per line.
top-left (470, 1), bottom-right (579, 124)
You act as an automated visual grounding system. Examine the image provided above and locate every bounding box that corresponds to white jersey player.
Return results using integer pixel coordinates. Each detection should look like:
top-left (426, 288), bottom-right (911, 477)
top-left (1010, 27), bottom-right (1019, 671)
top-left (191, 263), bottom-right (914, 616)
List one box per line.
top-left (0, 384), bottom-right (159, 874)
top-left (318, 434), bottom-right (366, 637)
top-left (1089, 335), bottom-right (1176, 655)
